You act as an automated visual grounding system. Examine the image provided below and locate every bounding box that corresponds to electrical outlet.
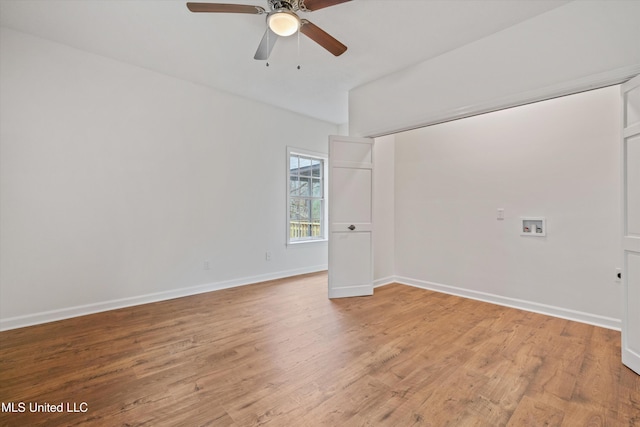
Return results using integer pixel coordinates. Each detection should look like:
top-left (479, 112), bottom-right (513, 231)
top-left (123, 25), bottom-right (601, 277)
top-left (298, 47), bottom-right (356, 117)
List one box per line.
top-left (497, 208), bottom-right (505, 220)
top-left (265, 251), bottom-right (272, 261)
top-left (204, 261), bottom-right (210, 270)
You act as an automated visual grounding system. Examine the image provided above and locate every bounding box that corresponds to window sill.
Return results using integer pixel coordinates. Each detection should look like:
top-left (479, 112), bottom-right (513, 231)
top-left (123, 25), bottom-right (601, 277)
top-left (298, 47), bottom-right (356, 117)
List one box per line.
top-left (287, 239), bottom-right (328, 247)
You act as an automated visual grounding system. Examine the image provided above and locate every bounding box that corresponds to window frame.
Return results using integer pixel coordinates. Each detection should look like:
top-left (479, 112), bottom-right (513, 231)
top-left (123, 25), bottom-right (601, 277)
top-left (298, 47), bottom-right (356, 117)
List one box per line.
top-left (286, 146), bottom-right (328, 246)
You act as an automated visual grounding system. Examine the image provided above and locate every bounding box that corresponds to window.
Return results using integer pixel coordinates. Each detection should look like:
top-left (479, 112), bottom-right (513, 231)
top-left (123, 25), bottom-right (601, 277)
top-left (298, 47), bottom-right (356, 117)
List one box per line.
top-left (287, 148), bottom-right (327, 244)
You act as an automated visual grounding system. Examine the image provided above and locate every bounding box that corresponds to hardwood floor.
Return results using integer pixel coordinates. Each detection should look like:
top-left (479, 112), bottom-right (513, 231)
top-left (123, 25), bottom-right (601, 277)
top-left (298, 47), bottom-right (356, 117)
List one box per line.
top-left (1, 272), bottom-right (639, 426)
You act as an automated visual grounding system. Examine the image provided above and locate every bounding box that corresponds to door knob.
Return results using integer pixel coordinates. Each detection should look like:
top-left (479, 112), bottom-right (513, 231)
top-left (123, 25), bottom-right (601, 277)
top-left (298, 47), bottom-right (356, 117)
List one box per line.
top-left (348, 225), bottom-right (356, 231)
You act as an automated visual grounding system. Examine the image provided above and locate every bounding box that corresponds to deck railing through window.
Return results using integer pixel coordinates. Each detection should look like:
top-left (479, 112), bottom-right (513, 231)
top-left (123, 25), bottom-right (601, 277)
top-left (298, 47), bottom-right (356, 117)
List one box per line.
top-left (290, 221), bottom-right (322, 239)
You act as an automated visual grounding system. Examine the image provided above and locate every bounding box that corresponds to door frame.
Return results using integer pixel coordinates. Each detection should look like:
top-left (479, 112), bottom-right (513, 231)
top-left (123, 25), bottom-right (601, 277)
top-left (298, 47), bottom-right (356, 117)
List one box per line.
top-left (621, 74), bottom-right (640, 375)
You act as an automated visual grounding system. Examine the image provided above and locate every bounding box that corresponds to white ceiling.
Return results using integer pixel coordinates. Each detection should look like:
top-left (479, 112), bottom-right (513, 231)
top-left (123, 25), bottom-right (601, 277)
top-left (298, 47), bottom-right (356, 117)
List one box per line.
top-left (0, 0), bottom-right (570, 124)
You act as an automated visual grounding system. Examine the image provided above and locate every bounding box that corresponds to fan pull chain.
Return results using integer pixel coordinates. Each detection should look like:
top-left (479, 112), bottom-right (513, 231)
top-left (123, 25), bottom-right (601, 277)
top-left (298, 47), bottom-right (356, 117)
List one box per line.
top-left (297, 29), bottom-right (301, 70)
top-left (266, 29), bottom-right (270, 67)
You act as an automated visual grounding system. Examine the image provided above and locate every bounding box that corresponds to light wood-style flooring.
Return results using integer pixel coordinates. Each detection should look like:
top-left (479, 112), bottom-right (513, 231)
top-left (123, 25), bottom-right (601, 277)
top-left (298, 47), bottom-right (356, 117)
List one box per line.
top-left (1, 272), bottom-right (639, 426)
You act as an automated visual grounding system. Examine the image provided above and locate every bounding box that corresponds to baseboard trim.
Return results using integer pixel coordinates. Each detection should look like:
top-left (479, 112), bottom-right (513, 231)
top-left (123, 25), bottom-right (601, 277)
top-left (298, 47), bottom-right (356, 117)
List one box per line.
top-left (3, 270), bottom-right (621, 332)
top-left (373, 276), bottom-right (395, 288)
top-left (393, 276), bottom-right (622, 331)
top-left (0, 265), bottom-right (328, 331)
top-left (328, 285), bottom-right (374, 299)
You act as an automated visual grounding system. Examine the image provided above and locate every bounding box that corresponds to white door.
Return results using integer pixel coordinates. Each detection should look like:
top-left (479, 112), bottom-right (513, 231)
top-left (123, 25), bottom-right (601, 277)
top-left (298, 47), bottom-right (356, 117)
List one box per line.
top-left (328, 136), bottom-right (374, 298)
top-left (622, 74), bottom-right (640, 375)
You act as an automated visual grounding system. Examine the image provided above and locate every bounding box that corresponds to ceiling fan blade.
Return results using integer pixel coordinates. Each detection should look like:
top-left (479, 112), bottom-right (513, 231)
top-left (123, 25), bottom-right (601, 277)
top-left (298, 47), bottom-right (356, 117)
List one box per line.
top-left (301, 0), bottom-right (351, 11)
top-left (186, 3), bottom-right (265, 14)
top-left (254, 28), bottom-right (278, 60)
top-left (300, 19), bottom-right (347, 56)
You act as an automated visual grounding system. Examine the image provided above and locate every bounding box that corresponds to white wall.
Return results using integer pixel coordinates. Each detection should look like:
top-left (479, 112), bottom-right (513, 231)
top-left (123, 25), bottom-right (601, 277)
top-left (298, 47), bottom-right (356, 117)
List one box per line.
top-left (350, 0), bottom-right (640, 137)
top-left (0, 28), bottom-right (337, 329)
top-left (393, 86), bottom-right (621, 328)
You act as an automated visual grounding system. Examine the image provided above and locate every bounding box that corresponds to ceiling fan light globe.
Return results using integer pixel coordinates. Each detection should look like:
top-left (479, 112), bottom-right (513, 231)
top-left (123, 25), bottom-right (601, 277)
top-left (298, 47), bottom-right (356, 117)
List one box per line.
top-left (268, 10), bottom-right (300, 37)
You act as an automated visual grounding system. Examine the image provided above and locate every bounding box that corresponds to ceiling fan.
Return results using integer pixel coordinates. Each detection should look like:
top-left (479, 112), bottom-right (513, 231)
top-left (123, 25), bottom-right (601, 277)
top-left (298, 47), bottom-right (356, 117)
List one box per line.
top-left (186, 0), bottom-right (351, 60)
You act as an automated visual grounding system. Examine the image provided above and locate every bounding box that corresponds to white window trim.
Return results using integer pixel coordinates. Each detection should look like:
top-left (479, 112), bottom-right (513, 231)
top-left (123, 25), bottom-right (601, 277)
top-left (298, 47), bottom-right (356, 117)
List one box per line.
top-left (286, 146), bottom-right (328, 246)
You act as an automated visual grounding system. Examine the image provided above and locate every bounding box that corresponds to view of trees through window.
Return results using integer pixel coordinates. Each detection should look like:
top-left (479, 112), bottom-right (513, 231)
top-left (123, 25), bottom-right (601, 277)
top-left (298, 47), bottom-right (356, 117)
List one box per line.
top-left (289, 154), bottom-right (324, 241)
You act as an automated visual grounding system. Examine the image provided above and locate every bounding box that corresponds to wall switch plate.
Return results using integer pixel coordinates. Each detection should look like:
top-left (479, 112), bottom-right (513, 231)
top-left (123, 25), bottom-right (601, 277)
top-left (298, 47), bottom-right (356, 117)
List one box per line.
top-left (265, 251), bottom-right (272, 261)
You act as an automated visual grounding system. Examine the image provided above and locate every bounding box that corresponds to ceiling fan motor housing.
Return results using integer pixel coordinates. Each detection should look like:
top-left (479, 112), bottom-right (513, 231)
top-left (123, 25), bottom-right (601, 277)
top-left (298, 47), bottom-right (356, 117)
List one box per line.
top-left (269, 0), bottom-right (297, 11)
